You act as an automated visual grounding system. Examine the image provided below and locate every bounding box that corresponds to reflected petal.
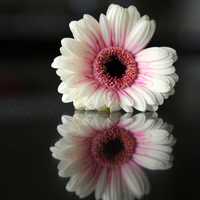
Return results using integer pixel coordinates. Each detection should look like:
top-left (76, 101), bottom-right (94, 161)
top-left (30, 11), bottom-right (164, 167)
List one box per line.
top-left (50, 111), bottom-right (175, 200)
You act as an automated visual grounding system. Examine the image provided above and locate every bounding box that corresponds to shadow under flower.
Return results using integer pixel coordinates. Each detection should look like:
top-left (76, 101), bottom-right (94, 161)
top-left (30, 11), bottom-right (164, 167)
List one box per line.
top-left (50, 111), bottom-right (176, 200)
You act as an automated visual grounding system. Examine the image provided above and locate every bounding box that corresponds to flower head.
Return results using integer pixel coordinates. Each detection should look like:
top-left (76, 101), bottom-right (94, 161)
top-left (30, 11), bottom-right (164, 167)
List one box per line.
top-left (52, 4), bottom-right (178, 112)
top-left (50, 111), bottom-right (176, 200)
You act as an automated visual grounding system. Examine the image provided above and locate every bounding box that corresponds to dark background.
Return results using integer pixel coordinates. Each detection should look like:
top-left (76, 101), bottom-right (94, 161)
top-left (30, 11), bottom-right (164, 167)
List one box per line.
top-left (1, 0), bottom-right (200, 199)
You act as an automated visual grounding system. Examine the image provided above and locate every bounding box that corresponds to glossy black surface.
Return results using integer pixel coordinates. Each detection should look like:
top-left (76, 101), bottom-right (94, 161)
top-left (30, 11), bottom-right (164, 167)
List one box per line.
top-left (1, 0), bottom-right (200, 199)
top-left (1, 53), bottom-right (200, 200)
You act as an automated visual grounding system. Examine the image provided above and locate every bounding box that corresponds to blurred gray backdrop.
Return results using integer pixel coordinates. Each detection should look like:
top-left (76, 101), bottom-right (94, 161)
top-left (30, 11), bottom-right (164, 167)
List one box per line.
top-left (0, 0), bottom-right (200, 114)
top-left (1, 0), bottom-right (200, 51)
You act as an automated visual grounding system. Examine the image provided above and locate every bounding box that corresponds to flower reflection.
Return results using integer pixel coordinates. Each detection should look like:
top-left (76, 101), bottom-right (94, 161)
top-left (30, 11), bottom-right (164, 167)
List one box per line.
top-left (50, 112), bottom-right (175, 200)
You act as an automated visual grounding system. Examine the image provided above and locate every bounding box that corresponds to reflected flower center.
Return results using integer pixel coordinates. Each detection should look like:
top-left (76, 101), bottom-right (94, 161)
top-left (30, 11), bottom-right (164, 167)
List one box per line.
top-left (93, 47), bottom-right (138, 89)
top-left (91, 125), bottom-right (136, 167)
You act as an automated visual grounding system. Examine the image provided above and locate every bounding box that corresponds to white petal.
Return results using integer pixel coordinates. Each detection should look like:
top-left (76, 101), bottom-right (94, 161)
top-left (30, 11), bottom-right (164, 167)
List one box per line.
top-left (52, 55), bottom-right (88, 72)
top-left (162, 47), bottom-right (178, 62)
top-left (83, 14), bottom-right (105, 49)
top-left (125, 16), bottom-right (156, 54)
top-left (136, 47), bottom-right (169, 62)
top-left (132, 85), bottom-right (157, 106)
top-left (119, 91), bottom-right (134, 112)
top-left (58, 82), bottom-right (68, 93)
top-left (126, 5), bottom-right (141, 34)
top-left (134, 154), bottom-right (172, 170)
top-left (99, 14), bottom-right (112, 47)
top-left (135, 47), bottom-right (177, 67)
top-left (125, 86), bottom-right (147, 111)
top-left (61, 38), bottom-right (95, 59)
top-left (74, 80), bottom-right (96, 99)
top-left (113, 7), bottom-right (129, 47)
top-left (105, 90), bottom-right (121, 112)
top-left (137, 143), bottom-right (173, 153)
top-left (95, 168), bottom-right (108, 200)
top-left (58, 158), bottom-right (85, 177)
top-left (109, 170), bottom-right (122, 200)
top-left (69, 18), bottom-right (102, 53)
top-left (62, 94), bottom-right (73, 103)
top-left (106, 4), bottom-right (122, 46)
top-left (66, 174), bottom-right (80, 192)
top-left (122, 162), bottom-right (147, 198)
top-left (137, 74), bottom-right (171, 93)
top-left (135, 147), bottom-right (172, 162)
top-left (79, 88), bottom-right (107, 111)
top-left (75, 170), bottom-right (97, 198)
top-left (125, 112), bottom-right (146, 130)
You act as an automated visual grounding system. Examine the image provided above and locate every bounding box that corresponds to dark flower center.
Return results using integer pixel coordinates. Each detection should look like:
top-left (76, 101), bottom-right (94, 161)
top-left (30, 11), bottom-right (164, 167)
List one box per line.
top-left (93, 47), bottom-right (138, 90)
top-left (102, 137), bottom-right (124, 160)
top-left (91, 125), bottom-right (136, 167)
top-left (104, 56), bottom-right (127, 78)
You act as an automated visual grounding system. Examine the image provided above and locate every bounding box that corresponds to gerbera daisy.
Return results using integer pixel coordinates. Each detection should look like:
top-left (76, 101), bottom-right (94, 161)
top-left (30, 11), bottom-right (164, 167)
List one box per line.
top-left (50, 112), bottom-right (176, 200)
top-left (51, 4), bottom-right (178, 112)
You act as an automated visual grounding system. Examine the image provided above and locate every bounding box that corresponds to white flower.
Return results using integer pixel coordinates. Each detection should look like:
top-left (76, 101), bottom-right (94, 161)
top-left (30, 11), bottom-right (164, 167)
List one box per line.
top-left (52, 4), bottom-right (178, 112)
top-left (50, 112), bottom-right (176, 200)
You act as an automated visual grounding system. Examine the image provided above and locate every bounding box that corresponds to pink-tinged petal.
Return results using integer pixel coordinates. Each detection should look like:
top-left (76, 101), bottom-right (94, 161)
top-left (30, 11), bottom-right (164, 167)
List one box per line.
top-left (113, 7), bottom-right (129, 47)
top-left (106, 4), bottom-right (121, 45)
top-left (109, 169), bottom-right (122, 200)
top-left (69, 20), bottom-right (95, 50)
top-left (69, 17), bottom-right (103, 53)
top-left (106, 4), bottom-right (126, 47)
top-left (50, 111), bottom-right (176, 200)
top-left (99, 14), bottom-right (112, 47)
top-left (106, 4), bottom-right (141, 48)
top-left (136, 74), bottom-right (172, 93)
top-left (139, 65), bottom-right (176, 75)
top-left (125, 16), bottom-right (156, 54)
top-left (83, 14), bottom-right (105, 49)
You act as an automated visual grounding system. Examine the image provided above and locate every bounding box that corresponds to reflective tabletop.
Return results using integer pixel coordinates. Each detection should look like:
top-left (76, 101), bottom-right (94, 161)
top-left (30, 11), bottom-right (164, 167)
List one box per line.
top-left (1, 53), bottom-right (200, 200)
